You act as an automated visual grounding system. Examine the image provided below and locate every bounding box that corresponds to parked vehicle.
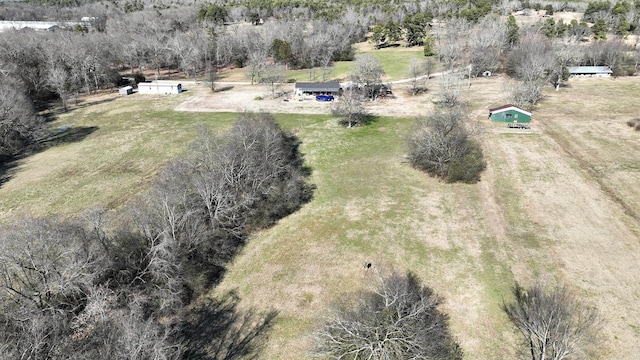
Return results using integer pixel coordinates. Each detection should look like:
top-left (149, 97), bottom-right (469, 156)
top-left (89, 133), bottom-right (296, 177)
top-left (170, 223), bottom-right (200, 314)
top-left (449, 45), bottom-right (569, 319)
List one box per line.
top-left (507, 123), bottom-right (530, 129)
top-left (316, 95), bottom-right (334, 102)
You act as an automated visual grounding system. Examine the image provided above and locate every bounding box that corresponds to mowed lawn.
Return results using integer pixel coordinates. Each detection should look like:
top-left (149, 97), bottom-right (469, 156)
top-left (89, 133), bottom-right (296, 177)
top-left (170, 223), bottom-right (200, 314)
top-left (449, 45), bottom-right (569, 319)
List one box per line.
top-left (2, 76), bottom-right (640, 359)
top-left (214, 45), bottom-right (427, 83)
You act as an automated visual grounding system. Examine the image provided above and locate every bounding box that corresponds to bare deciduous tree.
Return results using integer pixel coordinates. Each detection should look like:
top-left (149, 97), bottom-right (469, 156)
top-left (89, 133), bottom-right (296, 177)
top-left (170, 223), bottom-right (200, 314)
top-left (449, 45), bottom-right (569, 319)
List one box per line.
top-left (0, 217), bottom-right (107, 358)
top-left (507, 32), bottom-right (554, 106)
top-left (0, 218), bottom-right (102, 308)
top-left (246, 48), bottom-right (267, 85)
top-left (331, 88), bottom-right (367, 128)
top-left (509, 79), bottom-right (546, 108)
top-left (132, 113), bottom-right (312, 283)
top-left (549, 43), bottom-right (582, 90)
top-left (438, 70), bottom-right (465, 107)
top-left (70, 289), bottom-right (184, 360)
top-left (513, 32), bottom-right (553, 82)
top-left (470, 15), bottom-right (507, 76)
top-left (598, 39), bottom-right (627, 75)
top-left (169, 29), bottom-right (206, 82)
top-left (0, 72), bottom-right (46, 160)
top-left (436, 18), bottom-right (471, 70)
top-left (259, 63), bottom-right (285, 98)
top-left (502, 282), bottom-right (602, 360)
top-left (313, 270), bottom-right (463, 359)
top-left (407, 57), bottom-right (428, 95)
top-left (46, 63), bottom-right (70, 111)
top-left (351, 54), bottom-right (385, 99)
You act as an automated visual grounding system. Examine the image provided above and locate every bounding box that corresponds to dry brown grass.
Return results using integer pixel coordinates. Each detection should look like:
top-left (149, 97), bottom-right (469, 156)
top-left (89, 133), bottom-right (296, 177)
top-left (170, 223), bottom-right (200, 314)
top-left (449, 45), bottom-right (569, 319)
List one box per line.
top-left (213, 76), bottom-right (640, 359)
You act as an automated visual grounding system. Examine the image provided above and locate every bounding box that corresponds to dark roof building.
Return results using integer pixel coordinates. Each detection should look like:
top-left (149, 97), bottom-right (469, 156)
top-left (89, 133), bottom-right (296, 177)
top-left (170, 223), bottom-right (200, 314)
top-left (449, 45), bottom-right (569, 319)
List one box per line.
top-left (568, 66), bottom-right (612, 77)
top-left (489, 104), bottom-right (532, 123)
top-left (295, 81), bottom-right (341, 96)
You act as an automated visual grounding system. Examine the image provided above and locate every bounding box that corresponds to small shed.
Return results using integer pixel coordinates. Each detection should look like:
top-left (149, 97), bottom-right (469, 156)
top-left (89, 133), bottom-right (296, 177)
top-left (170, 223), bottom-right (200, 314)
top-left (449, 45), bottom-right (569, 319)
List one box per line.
top-left (118, 86), bottom-right (133, 95)
top-left (489, 104), bottom-right (532, 123)
top-left (137, 81), bottom-right (183, 95)
top-left (568, 66), bottom-right (612, 77)
top-left (295, 81), bottom-right (341, 98)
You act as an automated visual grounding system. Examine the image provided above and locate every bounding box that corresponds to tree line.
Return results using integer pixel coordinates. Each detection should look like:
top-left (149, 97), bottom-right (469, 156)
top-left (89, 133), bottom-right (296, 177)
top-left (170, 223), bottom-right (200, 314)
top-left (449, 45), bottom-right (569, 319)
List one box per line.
top-left (0, 4), bottom-right (366, 162)
top-left (2, 0), bottom-right (640, 161)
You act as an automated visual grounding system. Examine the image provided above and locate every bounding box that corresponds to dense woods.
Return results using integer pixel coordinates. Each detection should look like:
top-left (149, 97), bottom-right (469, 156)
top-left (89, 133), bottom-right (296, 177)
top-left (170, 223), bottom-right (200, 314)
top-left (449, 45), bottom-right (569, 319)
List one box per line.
top-left (0, 0), bottom-right (635, 357)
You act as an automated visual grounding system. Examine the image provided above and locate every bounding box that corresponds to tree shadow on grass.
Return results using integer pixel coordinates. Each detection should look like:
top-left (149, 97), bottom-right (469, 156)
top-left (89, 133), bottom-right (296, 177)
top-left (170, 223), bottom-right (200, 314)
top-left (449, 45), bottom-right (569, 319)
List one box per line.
top-left (37, 126), bottom-right (99, 150)
top-left (362, 114), bottom-right (379, 126)
top-left (338, 114), bottom-right (379, 128)
top-left (38, 96), bottom-right (117, 116)
top-left (0, 126), bottom-right (99, 189)
top-left (70, 96), bottom-right (117, 111)
top-left (181, 290), bottom-right (278, 359)
top-left (214, 85), bottom-right (234, 93)
top-left (0, 158), bottom-right (20, 188)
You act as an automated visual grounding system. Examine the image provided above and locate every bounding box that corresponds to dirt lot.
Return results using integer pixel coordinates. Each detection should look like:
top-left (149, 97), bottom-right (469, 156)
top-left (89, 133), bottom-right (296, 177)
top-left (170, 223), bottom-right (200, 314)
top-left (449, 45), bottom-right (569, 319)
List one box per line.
top-left (175, 81), bottom-right (436, 117)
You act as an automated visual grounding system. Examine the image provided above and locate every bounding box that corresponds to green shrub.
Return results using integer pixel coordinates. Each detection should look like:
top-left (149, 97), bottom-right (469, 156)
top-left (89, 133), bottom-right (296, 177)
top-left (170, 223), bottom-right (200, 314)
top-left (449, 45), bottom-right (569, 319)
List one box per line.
top-left (133, 72), bottom-right (146, 84)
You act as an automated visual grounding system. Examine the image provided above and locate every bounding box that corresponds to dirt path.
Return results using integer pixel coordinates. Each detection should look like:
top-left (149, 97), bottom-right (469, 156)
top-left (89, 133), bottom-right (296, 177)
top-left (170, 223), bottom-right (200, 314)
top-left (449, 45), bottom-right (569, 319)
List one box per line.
top-left (479, 79), bottom-right (640, 357)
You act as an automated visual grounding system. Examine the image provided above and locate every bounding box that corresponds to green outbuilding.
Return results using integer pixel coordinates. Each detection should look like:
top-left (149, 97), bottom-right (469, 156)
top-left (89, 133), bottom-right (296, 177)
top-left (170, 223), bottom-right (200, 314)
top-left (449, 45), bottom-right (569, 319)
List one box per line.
top-left (488, 104), bottom-right (532, 123)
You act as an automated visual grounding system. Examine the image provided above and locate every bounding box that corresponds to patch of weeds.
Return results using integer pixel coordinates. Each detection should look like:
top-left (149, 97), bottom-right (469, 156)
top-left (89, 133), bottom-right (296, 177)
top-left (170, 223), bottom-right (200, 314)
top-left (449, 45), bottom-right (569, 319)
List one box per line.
top-left (512, 230), bottom-right (543, 249)
top-left (299, 292), bottom-right (314, 307)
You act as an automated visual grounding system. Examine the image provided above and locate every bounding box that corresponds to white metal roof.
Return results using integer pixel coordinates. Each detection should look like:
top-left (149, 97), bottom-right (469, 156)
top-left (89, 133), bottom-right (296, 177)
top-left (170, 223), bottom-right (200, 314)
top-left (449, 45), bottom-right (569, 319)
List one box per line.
top-left (488, 104), bottom-right (532, 117)
top-left (568, 66), bottom-right (612, 74)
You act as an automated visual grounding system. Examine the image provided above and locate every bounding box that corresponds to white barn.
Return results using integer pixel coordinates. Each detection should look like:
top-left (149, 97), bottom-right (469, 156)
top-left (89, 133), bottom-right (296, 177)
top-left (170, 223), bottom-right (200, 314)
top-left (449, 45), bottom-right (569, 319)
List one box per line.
top-left (137, 81), bottom-right (183, 95)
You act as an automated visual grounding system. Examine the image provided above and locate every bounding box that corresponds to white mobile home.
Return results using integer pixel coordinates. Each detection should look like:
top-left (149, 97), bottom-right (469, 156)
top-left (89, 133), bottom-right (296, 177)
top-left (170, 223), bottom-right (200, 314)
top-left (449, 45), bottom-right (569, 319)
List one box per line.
top-left (137, 81), bottom-right (183, 95)
top-left (568, 66), bottom-right (613, 77)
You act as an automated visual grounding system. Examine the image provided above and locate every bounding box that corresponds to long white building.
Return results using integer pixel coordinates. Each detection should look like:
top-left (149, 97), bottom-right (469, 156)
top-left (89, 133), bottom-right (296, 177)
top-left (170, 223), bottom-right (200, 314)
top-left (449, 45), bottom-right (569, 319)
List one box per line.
top-left (137, 81), bottom-right (183, 95)
top-left (0, 20), bottom-right (85, 32)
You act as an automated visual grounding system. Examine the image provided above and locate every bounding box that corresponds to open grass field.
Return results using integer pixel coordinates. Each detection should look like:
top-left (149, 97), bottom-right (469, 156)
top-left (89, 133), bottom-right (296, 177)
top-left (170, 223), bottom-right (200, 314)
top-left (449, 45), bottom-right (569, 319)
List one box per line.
top-left (212, 43), bottom-right (429, 83)
top-left (1, 74), bottom-right (640, 359)
top-left (0, 92), bottom-right (237, 223)
top-left (213, 77), bottom-right (640, 359)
